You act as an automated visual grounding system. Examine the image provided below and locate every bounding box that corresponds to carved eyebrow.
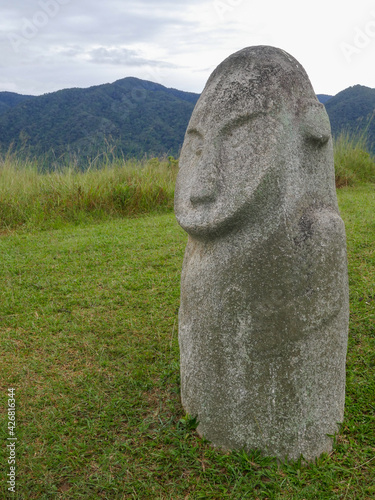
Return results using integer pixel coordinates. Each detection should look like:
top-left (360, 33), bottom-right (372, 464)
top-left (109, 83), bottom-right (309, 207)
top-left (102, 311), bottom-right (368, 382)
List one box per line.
top-left (219, 112), bottom-right (265, 137)
top-left (186, 128), bottom-right (203, 139)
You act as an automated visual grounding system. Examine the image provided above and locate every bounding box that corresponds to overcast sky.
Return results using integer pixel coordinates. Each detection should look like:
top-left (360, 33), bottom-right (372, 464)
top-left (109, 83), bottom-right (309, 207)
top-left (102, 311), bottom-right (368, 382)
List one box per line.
top-left (1, 0), bottom-right (374, 97)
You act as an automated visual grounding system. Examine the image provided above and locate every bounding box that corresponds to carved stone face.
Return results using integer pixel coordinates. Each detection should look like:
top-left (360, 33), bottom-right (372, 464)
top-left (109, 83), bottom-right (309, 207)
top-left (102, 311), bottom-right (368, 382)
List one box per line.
top-left (175, 107), bottom-right (281, 238)
top-left (174, 46), bottom-right (333, 239)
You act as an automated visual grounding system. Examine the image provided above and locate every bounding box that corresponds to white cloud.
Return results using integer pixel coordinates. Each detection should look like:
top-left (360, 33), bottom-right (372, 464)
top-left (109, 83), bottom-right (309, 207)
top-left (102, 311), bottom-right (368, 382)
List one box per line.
top-left (0, 0), bottom-right (373, 96)
top-left (86, 47), bottom-right (178, 68)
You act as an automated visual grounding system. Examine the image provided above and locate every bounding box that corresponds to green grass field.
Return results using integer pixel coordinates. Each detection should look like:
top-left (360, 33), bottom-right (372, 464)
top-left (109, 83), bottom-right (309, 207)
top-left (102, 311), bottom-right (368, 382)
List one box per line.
top-left (0, 183), bottom-right (374, 499)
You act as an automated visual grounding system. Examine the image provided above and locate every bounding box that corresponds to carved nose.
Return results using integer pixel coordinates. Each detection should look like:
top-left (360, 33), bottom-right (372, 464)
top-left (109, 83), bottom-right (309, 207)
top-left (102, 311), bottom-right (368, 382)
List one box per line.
top-left (190, 170), bottom-right (217, 205)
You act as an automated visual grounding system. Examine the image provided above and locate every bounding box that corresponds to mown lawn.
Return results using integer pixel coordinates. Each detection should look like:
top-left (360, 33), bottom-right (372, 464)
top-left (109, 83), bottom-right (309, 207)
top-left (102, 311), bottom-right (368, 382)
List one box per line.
top-left (0, 185), bottom-right (374, 499)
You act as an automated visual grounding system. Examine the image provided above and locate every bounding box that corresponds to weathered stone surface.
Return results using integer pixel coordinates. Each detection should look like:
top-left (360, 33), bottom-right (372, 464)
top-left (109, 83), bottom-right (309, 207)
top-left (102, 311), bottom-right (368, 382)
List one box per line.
top-left (174, 46), bottom-right (349, 461)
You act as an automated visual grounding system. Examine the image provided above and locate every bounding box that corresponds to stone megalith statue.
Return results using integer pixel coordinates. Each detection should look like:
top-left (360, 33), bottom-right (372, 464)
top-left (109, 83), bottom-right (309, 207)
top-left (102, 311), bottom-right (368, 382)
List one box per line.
top-left (174, 46), bottom-right (349, 461)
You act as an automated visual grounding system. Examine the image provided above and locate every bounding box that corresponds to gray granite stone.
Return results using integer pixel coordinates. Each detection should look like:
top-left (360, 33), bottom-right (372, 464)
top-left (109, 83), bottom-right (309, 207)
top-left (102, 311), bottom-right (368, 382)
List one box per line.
top-left (174, 46), bottom-right (349, 461)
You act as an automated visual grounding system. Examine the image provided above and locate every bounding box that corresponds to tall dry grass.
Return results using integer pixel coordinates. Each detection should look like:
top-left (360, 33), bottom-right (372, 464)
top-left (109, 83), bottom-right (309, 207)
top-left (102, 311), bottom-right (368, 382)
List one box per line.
top-left (1, 128), bottom-right (375, 231)
top-left (0, 153), bottom-right (178, 231)
top-left (334, 129), bottom-right (375, 187)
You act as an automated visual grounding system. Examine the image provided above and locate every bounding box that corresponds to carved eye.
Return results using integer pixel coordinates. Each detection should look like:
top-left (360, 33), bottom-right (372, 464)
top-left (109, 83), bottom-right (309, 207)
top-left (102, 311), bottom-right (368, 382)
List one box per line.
top-left (186, 129), bottom-right (204, 159)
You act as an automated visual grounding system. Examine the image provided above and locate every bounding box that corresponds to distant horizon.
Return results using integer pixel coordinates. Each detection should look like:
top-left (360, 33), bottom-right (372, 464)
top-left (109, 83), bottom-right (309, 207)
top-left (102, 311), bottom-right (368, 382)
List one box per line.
top-left (1, 77), bottom-right (374, 99)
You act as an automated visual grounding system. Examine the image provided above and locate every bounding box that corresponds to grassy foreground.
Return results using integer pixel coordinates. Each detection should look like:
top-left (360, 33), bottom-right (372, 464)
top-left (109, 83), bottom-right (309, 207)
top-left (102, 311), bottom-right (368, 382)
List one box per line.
top-left (0, 185), bottom-right (374, 499)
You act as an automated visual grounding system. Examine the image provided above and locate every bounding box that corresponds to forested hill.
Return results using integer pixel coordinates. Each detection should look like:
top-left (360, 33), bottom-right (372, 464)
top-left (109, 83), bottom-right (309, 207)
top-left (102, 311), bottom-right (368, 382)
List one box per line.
top-left (0, 80), bottom-right (374, 161)
top-left (0, 92), bottom-right (35, 116)
top-left (325, 85), bottom-right (375, 152)
top-left (0, 78), bottom-right (200, 159)
top-left (317, 94), bottom-right (333, 104)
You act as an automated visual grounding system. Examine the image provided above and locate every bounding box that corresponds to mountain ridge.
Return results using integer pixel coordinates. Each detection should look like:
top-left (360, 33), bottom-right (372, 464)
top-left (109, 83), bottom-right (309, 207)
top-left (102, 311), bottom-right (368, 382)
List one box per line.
top-left (0, 91), bottom-right (35, 116)
top-left (325, 84), bottom-right (375, 153)
top-left (0, 78), bottom-right (200, 159)
top-left (0, 80), bottom-right (374, 161)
